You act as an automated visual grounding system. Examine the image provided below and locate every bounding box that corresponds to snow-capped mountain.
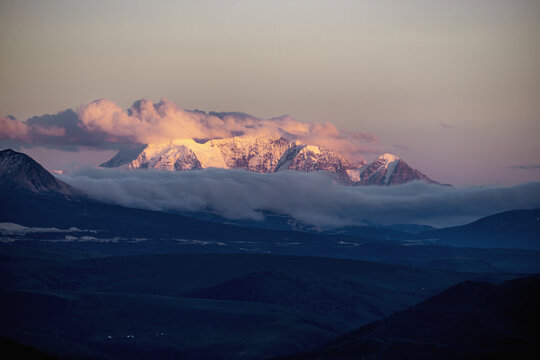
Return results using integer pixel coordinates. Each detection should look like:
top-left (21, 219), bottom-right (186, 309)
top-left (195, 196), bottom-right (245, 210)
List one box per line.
top-left (0, 149), bottom-right (76, 196)
top-left (101, 138), bottom-right (443, 185)
top-left (275, 144), bottom-right (356, 181)
top-left (210, 136), bottom-right (294, 172)
top-left (129, 143), bottom-right (203, 171)
top-left (99, 144), bottom-right (146, 168)
top-left (348, 153), bottom-right (441, 186)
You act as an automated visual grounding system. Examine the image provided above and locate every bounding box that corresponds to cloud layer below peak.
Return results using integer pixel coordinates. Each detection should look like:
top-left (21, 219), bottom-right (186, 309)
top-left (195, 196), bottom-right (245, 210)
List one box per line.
top-left (60, 167), bottom-right (540, 228)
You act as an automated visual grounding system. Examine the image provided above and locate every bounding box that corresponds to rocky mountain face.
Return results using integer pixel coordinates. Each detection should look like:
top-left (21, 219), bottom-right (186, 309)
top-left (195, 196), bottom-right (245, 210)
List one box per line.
top-left (279, 145), bottom-right (353, 172)
top-left (276, 144), bottom-right (355, 182)
top-left (0, 149), bottom-right (76, 196)
top-left (100, 137), bottom-right (442, 185)
top-left (348, 153), bottom-right (441, 185)
top-left (129, 143), bottom-right (202, 171)
top-left (213, 136), bottom-right (293, 173)
top-left (114, 136), bottom-right (355, 179)
top-left (99, 144), bottom-right (147, 168)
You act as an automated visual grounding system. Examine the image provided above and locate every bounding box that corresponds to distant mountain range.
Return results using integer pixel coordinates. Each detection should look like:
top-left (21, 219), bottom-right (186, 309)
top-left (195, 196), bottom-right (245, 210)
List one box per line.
top-left (99, 136), bottom-right (442, 185)
top-left (418, 208), bottom-right (540, 250)
top-left (1, 148), bottom-right (538, 250)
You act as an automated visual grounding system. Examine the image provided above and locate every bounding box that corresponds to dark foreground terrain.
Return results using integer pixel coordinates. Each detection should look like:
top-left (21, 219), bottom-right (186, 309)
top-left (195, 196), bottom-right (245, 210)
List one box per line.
top-left (1, 242), bottom-right (532, 360)
top-left (279, 274), bottom-right (540, 360)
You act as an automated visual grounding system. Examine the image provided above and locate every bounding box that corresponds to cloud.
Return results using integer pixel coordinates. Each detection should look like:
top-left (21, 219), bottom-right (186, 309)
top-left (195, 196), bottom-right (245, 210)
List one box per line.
top-left (77, 98), bottom-right (378, 160)
top-left (1, 99), bottom-right (379, 161)
top-left (509, 164), bottom-right (540, 170)
top-left (0, 109), bottom-right (133, 151)
top-left (59, 168), bottom-right (540, 228)
top-left (78, 99), bottom-right (230, 143)
top-left (0, 115), bottom-right (29, 140)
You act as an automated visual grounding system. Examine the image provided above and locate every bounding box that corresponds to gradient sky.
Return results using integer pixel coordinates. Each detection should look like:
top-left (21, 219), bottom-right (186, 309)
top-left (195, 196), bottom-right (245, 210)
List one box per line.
top-left (1, 0), bottom-right (539, 185)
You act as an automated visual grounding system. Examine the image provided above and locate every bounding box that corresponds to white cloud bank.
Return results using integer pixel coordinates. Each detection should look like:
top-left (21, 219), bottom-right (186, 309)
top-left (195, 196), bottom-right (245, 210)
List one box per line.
top-left (59, 168), bottom-right (540, 228)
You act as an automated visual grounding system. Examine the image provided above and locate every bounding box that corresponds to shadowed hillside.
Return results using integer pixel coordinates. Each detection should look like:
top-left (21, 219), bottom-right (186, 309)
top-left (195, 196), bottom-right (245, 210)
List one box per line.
top-left (278, 274), bottom-right (540, 360)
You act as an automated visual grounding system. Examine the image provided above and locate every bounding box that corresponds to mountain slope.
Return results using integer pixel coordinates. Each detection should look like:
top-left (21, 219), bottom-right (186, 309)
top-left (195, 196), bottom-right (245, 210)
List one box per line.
top-left (213, 136), bottom-right (294, 172)
top-left (184, 270), bottom-right (417, 327)
top-left (280, 274), bottom-right (540, 360)
top-left (0, 149), bottom-right (76, 196)
top-left (99, 144), bottom-right (146, 168)
top-left (348, 153), bottom-right (441, 186)
top-left (129, 143), bottom-right (202, 171)
top-left (277, 145), bottom-right (355, 181)
top-left (418, 208), bottom-right (540, 250)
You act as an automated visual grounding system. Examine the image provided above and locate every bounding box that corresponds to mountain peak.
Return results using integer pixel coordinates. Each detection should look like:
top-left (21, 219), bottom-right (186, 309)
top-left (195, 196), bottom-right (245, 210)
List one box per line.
top-left (348, 153), bottom-right (442, 186)
top-left (0, 149), bottom-right (77, 196)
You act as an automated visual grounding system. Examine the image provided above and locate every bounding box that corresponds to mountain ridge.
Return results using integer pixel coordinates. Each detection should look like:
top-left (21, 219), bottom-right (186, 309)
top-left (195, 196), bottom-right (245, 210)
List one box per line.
top-left (417, 208), bottom-right (540, 249)
top-left (99, 136), bottom-right (442, 185)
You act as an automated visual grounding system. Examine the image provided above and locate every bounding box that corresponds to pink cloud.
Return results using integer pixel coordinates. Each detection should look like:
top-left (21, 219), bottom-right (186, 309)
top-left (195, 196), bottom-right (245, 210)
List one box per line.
top-left (0, 116), bottom-right (67, 145)
top-left (0, 116), bottom-right (29, 140)
top-left (77, 98), bottom-right (379, 162)
top-left (78, 99), bottom-right (231, 143)
top-left (1, 99), bottom-right (379, 163)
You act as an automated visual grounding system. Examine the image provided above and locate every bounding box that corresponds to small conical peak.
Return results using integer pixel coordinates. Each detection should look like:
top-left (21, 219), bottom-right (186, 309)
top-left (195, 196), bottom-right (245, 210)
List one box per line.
top-left (0, 149), bottom-right (77, 196)
top-left (377, 153), bottom-right (400, 163)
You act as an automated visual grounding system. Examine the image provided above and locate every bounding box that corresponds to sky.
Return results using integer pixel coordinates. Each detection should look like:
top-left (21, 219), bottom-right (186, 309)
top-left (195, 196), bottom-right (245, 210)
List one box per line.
top-left (1, 0), bottom-right (539, 185)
